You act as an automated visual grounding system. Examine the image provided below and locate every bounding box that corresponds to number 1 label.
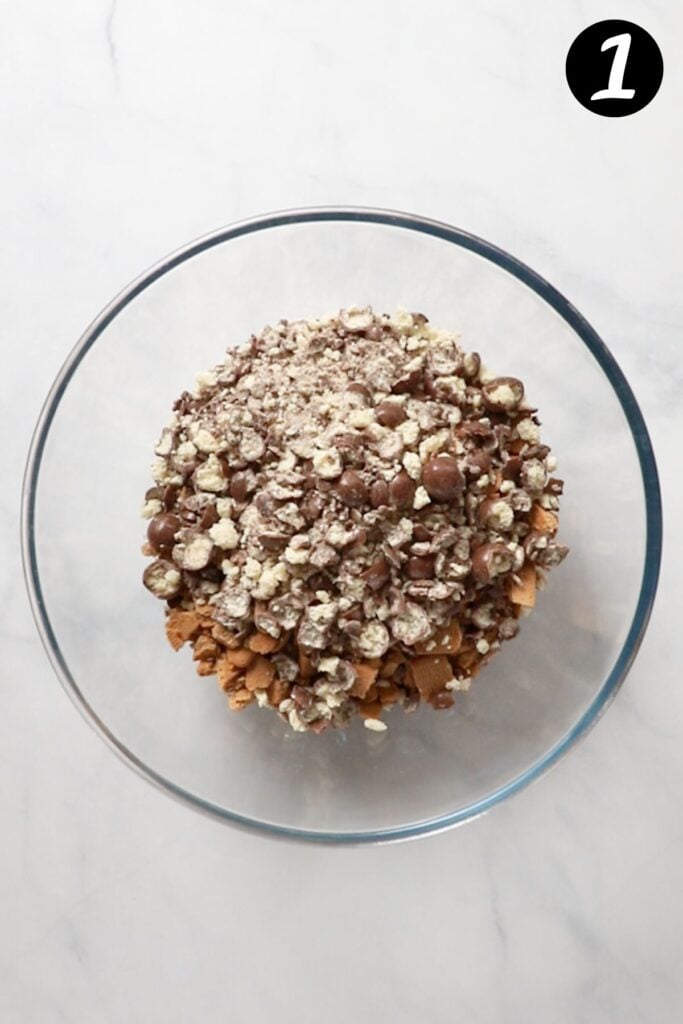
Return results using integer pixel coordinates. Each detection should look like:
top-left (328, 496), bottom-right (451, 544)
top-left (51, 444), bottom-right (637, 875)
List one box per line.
top-left (566, 20), bottom-right (663, 116)
top-left (590, 33), bottom-right (636, 101)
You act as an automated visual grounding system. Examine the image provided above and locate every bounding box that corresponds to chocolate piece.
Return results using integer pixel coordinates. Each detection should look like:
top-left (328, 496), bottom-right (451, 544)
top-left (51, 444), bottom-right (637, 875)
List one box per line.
top-left (389, 470), bottom-right (416, 509)
top-left (340, 307), bottom-right (374, 332)
top-left (477, 497), bottom-right (513, 531)
top-left (258, 530), bottom-right (290, 551)
top-left (535, 542), bottom-right (569, 568)
top-left (482, 377), bottom-right (524, 412)
top-left (369, 479), bottom-right (390, 508)
top-left (143, 558), bottom-right (182, 598)
top-left (458, 420), bottom-right (497, 451)
top-left (390, 602), bottom-right (432, 645)
top-left (466, 450), bottom-right (492, 477)
top-left (173, 528), bottom-right (214, 571)
top-left (229, 473), bottom-right (249, 502)
top-left (391, 368), bottom-right (422, 394)
top-left (406, 555), bottom-right (435, 580)
top-left (375, 401), bottom-right (406, 428)
top-left (347, 383), bottom-right (373, 404)
top-left (199, 504), bottom-right (219, 531)
top-left (335, 469), bottom-right (368, 508)
top-left (471, 542), bottom-right (513, 583)
top-left (502, 455), bottom-right (523, 480)
top-left (462, 352), bottom-right (481, 379)
top-left (422, 456), bottom-right (464, 502)
top-left (524, 530), bottom-right (549, 561)
top-left (147, 513), bottom-right (182, 555)
top-left (301, 491), bottom-right (326, 523)
top-left (365, 556), bottom-right (391, 591)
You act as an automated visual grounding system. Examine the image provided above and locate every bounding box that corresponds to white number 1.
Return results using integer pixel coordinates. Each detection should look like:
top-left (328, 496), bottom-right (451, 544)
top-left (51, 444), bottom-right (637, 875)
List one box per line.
top-left (591, 33), bottom-right (636, 101)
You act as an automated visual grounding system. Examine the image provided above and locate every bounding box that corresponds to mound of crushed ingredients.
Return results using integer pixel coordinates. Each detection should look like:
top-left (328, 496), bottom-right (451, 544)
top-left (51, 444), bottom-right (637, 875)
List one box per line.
top-left (142, 307), bottom-right (568, 733)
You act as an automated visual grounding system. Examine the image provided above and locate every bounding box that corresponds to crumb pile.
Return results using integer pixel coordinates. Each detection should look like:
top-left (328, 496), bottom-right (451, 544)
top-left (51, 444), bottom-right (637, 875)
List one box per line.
top-left (142, 308), bottom-right (567, 733)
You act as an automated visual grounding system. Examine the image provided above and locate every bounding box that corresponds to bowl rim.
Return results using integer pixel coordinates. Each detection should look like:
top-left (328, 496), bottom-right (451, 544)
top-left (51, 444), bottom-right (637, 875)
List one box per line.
top-left (21, 205), bottom-right (663, 844)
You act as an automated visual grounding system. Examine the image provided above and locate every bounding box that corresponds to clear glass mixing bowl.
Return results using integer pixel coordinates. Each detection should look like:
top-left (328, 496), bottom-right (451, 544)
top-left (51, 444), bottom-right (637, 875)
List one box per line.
top-left (22, 208), bottom-right (662, 843)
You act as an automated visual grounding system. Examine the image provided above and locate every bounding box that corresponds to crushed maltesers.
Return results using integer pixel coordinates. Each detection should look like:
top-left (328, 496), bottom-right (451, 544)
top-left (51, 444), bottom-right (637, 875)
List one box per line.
top-left (142, 307), bottom-right (568, 733)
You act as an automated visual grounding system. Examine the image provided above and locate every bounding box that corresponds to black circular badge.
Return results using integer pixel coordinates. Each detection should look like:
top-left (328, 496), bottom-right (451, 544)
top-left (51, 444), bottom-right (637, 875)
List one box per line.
top-left (566, 20), bottom-right (663, 116)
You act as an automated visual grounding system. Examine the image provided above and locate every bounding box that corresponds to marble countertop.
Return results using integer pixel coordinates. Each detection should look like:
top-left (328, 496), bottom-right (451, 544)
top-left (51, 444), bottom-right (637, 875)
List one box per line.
top-left (2, 2), bottom-right (681, 1020)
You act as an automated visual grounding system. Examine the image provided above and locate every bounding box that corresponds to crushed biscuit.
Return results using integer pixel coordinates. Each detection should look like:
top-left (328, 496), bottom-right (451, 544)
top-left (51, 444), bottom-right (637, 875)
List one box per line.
top-left (350, 662), bottom-right (380, 698)
top-left (165, 610), bottom-right (202, 651)
top-left (530, 504), bottom-right (559, 535)
top-left (247, 631), bottom-right (281, 654)
top-left (407, 656), bottom-right (455, 700)
top-left (506, 562), bottom-right (537, 608)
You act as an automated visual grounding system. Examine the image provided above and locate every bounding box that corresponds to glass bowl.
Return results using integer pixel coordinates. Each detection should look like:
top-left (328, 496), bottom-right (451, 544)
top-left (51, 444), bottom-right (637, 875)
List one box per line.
top-left (22, 208), bottom-right (662, 843)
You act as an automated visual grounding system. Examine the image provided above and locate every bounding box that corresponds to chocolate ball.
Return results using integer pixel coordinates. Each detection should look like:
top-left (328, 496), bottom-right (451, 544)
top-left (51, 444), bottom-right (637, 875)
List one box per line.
top-left (369, 479), bottom-right (390, 508)
top-left (147, 513), bottom-right (182, 555)
top-left (389, 470), bottom-right (416, 509)
top-left (142, 558), bottom-right (182, 599)
top-left (481, 376), bottom-right (524, 412)
top-left (335, 469), bottom-right (368, 508)
top-left (471, 542), bottom-right (513, 583)
top-left (422, 456), bottom-right (464, 502)
top-left (375, 401), bottom-right (406, 428)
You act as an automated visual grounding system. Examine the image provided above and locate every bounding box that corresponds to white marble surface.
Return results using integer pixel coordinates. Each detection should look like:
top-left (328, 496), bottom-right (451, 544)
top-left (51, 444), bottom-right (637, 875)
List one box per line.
top-left (2, 1), bottom-right (682, 1020)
